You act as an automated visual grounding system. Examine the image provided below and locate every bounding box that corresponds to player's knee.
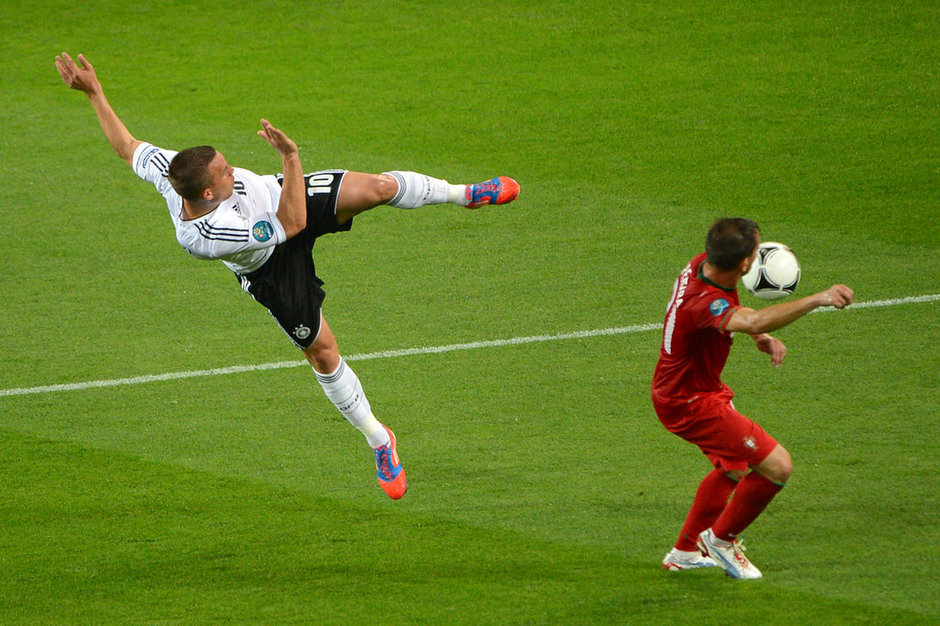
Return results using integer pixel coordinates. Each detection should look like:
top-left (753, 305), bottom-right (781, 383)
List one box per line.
top-left (769, 447), bottom-right (794, 483)
top-left (303, 342), bottom-right (340, 374)
top-left (779, 449), bottom-right (794, 481)
top-left (373, 174), bottom-right (398, 205)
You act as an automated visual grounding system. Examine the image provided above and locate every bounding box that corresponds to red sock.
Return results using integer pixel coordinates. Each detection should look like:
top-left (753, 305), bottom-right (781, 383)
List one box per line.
top-left (712, 472), bottom-right (784, 541)
top-left (675, 468), bottom-right (739, 552)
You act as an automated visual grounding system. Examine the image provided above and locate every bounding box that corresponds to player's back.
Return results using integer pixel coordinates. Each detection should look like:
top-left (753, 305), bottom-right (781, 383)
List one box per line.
top-left (651, 253), bottom-right (740, 409)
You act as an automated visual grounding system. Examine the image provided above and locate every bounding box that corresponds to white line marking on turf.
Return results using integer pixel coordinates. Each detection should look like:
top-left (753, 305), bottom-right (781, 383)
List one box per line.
top-left (2, 294), bottom-right (937, 398)
top-left (808, 293), bottom-right (940, 312)
top-left (344, 323), bottom-right (662, 362)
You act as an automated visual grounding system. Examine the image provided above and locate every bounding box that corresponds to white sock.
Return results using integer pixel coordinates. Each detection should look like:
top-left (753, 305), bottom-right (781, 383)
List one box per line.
top-left (314, 358), bottom-right (389, 448)
top-left (383, 170), bottom-right (465, 208)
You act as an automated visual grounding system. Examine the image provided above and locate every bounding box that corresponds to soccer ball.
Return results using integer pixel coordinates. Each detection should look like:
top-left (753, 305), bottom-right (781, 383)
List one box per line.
top-left (741, 242), bottom-right (801, 300)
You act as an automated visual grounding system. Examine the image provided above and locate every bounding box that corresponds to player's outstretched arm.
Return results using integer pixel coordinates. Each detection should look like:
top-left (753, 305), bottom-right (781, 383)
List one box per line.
top-left (55, 52), bottom-right (141, 165)
top-left (726, 284), bottom-right (854, 335)
top-left (257, 119), bottom-right (306, 238)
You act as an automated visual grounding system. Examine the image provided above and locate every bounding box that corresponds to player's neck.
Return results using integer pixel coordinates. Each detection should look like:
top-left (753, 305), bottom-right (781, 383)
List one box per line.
top-left (181, 198), bottom-right (217, 221)
top-left (701, 262), bottom-right (740, 290)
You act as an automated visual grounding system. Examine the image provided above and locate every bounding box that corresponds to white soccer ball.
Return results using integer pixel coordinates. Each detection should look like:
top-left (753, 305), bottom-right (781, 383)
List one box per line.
top-left (741, 242), bottom-right (801, 300)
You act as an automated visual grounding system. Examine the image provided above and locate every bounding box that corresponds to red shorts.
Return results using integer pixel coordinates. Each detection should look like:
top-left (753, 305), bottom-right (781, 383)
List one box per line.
top-left (654, 391), bottom-right (778, 473)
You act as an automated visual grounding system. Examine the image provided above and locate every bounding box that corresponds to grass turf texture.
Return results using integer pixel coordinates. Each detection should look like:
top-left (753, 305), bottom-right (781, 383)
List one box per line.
top-left (2, 0), bottom-right (938, 622)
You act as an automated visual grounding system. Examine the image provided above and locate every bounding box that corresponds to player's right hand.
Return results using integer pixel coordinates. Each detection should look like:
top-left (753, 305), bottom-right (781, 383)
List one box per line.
top-left (257, 119), bottom-right (299, 156)
top-left (55, 53), bottom-right (101, 94)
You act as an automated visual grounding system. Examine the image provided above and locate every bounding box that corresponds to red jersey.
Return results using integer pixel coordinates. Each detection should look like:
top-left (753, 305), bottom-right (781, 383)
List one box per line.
top-left (651, 252), bottom-right (741, 411)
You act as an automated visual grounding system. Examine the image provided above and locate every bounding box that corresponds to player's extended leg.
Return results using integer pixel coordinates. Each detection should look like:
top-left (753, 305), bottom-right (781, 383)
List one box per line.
top-left (303, 314), bottom-right (407, 499)
top-left (335, 171), bottom-right (520, 224)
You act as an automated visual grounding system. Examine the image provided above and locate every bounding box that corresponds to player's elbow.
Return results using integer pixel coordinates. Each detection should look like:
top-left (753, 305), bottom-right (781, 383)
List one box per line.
top-left (115, 138), bottom-right (139, 165)
top-left (734, 314), bottom-right (781, 336)
top-left (728, 309), bottom-right (766, 335)
top-left (738, 318), bottom-right (766, 335)
top-left (283, 214), bottom-right (307, 239)
top-left (115, 144), bottom-right (132, 164)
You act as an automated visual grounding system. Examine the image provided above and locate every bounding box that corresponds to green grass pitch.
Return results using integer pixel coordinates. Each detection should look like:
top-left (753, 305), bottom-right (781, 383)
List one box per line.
top-left (1, 0), bottom-right (938, 622)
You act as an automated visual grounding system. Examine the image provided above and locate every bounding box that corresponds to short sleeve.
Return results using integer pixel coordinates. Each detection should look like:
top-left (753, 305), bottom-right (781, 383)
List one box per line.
top-left (133, 142), bottom-right (178, 197)
top-left (691, 294), bottom-right (739, 333)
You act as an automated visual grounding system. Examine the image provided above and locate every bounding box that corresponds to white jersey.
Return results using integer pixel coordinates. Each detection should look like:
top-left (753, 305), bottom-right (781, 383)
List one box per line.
top-left (133, 142), bottom-right (288, 274)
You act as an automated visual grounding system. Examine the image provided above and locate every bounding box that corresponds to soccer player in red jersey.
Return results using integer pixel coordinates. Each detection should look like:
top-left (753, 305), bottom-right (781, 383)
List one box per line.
top-left (653, 218), bottom-right (853, 579)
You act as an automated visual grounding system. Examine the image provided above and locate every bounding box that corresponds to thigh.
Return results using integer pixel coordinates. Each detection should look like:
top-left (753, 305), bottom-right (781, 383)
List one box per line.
top-left (335, 172), bottom-right (398, 224)
top-left (670, 395), bottom-right (778, 473)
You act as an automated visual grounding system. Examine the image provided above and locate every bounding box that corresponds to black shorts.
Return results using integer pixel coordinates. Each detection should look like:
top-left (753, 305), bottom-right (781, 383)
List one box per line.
top-left (237, 170), bottom-right (350, 348)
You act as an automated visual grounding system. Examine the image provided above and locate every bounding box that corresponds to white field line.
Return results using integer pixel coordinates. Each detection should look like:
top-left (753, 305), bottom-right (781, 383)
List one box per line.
top-left (2, 293), bottom-right (937, 399)
top-left (807, 293), bottom-right (940, 313)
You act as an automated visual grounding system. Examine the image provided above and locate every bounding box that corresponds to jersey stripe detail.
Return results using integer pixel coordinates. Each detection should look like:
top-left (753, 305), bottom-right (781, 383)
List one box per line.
top-left (718, 306), bottom-right (740, 333)
top-left (150, 151), bottom-right (171, 178)
top-left (194, 221), bottom-right (250, 242)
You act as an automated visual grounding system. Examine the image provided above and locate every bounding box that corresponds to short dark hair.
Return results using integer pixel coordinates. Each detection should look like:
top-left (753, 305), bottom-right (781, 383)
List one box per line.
top-left (168, 146), bottom-right (217, 202)
top-left (705, 217), bottom-right (761, 271)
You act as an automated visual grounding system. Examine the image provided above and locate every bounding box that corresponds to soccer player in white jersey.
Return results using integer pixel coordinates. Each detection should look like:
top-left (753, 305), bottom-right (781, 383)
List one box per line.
top-left (56, 52), bottom-right (520, 500)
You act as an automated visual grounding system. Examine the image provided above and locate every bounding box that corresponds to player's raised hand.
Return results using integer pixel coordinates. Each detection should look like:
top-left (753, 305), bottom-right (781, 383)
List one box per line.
top-left (819, 284), bottom-right (854, 309)
top-left (257, 119), bottom-right (298, 156)
top-left (55, 53), bottom-right (102, 95)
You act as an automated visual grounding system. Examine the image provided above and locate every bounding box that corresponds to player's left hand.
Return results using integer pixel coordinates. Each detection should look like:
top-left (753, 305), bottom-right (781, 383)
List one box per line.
top-left (754, 333), bottom-right (787, 367)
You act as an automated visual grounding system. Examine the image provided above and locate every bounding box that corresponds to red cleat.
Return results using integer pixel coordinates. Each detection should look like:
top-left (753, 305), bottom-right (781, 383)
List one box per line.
top-left (373, 425), bottom-right (407, 500)
top-left (465, 176), bottom-right (520, 208)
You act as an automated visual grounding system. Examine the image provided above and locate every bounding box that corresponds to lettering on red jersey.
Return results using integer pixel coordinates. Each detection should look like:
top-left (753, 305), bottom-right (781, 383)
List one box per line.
top-left (652, 253), bottom-right (741, 404)
top-left (663, 263), bottom-right (693, 355)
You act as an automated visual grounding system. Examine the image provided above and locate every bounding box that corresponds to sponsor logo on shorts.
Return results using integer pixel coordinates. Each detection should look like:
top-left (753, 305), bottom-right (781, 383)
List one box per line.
top-left (294, 325), bottom-right (312, 340)
top-left (252, 220), bottom-right (275, 242)
top-left (709, 298), bottom-right (730, 316)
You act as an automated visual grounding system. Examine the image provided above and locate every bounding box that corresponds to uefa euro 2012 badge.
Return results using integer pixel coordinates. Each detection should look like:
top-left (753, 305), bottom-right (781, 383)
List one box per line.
top-left (709, 298), bottom-right (730, 316)
top-left (252, 220), bottom-right (274, 242)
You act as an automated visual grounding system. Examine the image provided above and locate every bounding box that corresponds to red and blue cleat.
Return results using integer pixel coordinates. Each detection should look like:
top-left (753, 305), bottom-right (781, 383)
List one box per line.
top-left (465, 176), bottom-right (520, 209)
top-left (374, 425), bottom-right (407, 499)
